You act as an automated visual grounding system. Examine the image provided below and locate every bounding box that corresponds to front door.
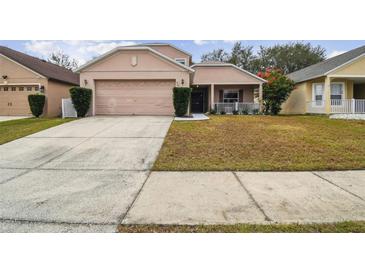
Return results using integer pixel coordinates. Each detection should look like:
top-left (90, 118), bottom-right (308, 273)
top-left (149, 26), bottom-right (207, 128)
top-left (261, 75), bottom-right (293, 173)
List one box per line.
top-left (191, 90), bottom-right (204, 113)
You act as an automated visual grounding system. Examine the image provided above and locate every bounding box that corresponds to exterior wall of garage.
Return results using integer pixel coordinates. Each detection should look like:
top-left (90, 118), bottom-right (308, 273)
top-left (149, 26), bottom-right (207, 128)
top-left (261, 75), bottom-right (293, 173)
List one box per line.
top-left (79, 49), bottom-right (191, 115)
top-left (45, 80), bottom-right (74, 117)
top-left (0, 54), bottom-right (48, 116)
top-left (0, 54), bottom-right (74, 117)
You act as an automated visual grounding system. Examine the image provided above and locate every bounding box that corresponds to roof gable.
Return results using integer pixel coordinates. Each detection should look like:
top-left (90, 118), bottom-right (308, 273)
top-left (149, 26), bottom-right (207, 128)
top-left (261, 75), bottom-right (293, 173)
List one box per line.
top-left (0, 46), bottom-right (79, 85)
top-left (191, 63), bottom-right (266, 84)
top-left (287, 45), bottom-right (365, 83)
top-left (82, 49), bottom-right (191, 72)
top-left (77, 47), bottom-right (194, 73)
top-left (0, 53), bottom-right (45, 79)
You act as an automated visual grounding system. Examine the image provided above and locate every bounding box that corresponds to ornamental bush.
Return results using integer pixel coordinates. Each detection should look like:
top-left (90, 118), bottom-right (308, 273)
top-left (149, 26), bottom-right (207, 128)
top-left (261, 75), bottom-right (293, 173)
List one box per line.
top-left (173, 87), bottom-right (192, 117)
top-left (69, 87), bottom-right (92, 117)
top-left (257, 68), bottom-right (295, 115)
top-left (28, 94), bottom-right (45, 117)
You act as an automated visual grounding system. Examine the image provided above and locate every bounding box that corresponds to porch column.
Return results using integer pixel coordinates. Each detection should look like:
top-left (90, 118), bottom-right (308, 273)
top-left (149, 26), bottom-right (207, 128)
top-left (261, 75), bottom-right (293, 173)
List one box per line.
top-left (324, 76), bottom-right (332, 114)
top-left (258, 83), bottom-right (263, 112)
top-left (210, 84), bottom-right (215, 111)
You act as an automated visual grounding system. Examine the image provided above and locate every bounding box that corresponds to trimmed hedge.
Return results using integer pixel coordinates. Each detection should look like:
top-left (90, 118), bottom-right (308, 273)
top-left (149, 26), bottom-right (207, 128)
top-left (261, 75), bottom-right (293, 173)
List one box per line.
top-left (69, 87), bottom-right (92, 117)
top-left (28, 94), bottom-right (45, 117)
top-left (173, 87), bottom-right (192, 117)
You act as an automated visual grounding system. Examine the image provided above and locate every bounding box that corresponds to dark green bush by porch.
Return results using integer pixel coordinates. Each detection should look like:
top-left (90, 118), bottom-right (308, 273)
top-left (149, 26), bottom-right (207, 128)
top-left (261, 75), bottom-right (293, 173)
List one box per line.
top-left (173, 87), bottom-right (192, 117)
top-left (69, 87), bottom-right (92, 117)
top-left (28, 94), bottom-right (45, 117)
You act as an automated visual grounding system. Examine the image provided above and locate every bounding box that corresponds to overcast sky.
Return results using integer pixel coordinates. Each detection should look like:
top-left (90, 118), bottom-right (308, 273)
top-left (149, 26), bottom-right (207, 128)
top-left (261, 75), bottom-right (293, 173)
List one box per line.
top-left (1, 40), bottom-right (365, 65)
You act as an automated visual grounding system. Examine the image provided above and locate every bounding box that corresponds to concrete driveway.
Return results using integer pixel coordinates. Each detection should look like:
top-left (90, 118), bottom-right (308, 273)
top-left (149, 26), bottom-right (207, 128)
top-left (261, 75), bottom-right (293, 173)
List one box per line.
top-left (0, 116), bottom-right (172, 232)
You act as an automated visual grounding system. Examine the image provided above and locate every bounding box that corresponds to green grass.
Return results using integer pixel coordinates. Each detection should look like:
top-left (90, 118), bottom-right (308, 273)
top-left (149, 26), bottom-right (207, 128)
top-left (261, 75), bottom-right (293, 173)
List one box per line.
top-left (0, 118), bottom-right (75, 145)
top-left (118, 221), bottom-right (365, 233)
top-left (154, 115), bottom-right (365, 171)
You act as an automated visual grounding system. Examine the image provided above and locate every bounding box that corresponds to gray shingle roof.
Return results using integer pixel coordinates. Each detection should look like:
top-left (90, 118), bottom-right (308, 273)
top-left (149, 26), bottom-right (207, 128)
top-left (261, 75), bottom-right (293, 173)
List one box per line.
top-left (287, 45), bottom-right (365, 83)
top-left (0, 46), bottom-right (79, 85)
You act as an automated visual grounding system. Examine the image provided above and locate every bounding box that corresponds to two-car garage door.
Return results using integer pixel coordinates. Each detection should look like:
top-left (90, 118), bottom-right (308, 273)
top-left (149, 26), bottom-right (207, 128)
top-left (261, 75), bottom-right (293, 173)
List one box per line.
top-left (95, 80), bottom-right (175, 115)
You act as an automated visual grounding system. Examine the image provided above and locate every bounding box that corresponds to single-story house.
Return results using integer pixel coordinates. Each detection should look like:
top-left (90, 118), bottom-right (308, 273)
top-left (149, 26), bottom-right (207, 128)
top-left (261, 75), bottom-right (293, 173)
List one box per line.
top-left (282, 45), bottom-right (365, 115)
top-left (76, 43), bottom-right (266, 116)
top-left (0, 46), bottom-right (79, 117)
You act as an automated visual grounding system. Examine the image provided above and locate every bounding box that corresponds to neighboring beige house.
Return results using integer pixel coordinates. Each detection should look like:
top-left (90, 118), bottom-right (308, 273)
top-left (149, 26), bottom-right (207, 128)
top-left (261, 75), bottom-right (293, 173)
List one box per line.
top-left (0, 46), bottom-right (79, 117)
top-left (77, 43), bottom-right (266, 115)
top-left (283, 45), bottom-right (365, 115)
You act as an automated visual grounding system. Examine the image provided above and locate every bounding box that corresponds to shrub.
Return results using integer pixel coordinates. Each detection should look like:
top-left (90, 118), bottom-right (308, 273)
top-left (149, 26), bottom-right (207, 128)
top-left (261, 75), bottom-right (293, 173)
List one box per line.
top-left (28, 94), bottom-right (45, 117)
top-left (252, 109), bottom-right (259, 115)
top-left (69, 87), bottom-right (92, 117)
top-left (257, 68), bottom-right (295, 115)
top-left (232, 110), bottom-right (239, 115)
top-left (242, 110), bottom-right (249, 115)
top-left (220, 110), bottom-right (226, 115)
top-left (210, 108), bottom-right (217, 115)
top-left (173, 87), bottom-right (192, 117)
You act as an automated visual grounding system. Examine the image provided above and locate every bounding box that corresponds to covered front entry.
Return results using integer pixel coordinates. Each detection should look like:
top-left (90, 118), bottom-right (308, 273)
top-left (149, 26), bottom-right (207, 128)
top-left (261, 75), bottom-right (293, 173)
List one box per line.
top-left (191, 87), bottom-right (208, 113)
top-left (95, 79), bottom-right (175, 115)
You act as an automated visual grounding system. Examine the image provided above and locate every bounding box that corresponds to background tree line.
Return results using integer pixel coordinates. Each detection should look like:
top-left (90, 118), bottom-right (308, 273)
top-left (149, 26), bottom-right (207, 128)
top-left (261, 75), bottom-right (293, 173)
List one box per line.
top-left (200, 42), bottom-right (326, 74)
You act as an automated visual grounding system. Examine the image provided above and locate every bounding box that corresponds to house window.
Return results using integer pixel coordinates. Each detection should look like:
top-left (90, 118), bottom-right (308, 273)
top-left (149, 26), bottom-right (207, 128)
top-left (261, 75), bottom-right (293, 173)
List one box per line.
top-left (4, 87), bottom-right (8, 91)
top-left (35, 86), bottom-right (39, 91)
top-left (175, 58), bottom-right (187, 66)
top-left (19, 87), bottom-right (24, 91)
top-left (27, 86), bottom-right (32, 91)
top-left (330, 83), bottom-right (344, 100)
top-left (312, 83), bottom-right (324, 106)
top-left (11, 87), bottom-right (16, 91)
top-left (223, 90), bottom-right (239, 103)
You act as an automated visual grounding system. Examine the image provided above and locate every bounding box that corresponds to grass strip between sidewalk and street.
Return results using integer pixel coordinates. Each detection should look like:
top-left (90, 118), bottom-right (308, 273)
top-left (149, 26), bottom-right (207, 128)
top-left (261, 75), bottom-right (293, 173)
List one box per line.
top-left (118, 221), bottom-right (365, 233)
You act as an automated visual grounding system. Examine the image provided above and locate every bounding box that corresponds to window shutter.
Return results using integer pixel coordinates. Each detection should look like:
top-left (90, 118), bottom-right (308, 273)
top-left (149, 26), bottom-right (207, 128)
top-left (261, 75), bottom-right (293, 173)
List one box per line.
top-left (239, 89), bottom-right (243, 102)
top-left (219, 90), bottom-right (223, 102)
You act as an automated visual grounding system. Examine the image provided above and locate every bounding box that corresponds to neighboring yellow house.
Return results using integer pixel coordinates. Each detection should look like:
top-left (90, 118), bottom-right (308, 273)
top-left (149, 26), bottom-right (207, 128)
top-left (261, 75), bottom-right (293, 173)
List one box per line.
top-left (282, 45), bottom-right (365, 115)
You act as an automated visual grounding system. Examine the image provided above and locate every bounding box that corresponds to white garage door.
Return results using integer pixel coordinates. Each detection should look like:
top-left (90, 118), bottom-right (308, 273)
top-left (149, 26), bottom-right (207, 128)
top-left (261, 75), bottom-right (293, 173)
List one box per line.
top-left (95, 80), bottom-right (175, 115)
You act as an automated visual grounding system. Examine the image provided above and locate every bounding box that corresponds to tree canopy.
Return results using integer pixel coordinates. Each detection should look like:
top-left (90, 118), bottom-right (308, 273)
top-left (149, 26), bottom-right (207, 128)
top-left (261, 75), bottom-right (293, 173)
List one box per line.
top-left (200, 42), bottom-right (326, 74)
top-left (48, 51), bottom-right (79, 71)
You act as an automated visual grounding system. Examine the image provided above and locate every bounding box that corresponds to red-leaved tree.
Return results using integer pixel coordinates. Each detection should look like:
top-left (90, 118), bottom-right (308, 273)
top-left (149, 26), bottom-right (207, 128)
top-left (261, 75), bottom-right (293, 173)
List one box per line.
top-left (257, 68), bottom-right (295, 115)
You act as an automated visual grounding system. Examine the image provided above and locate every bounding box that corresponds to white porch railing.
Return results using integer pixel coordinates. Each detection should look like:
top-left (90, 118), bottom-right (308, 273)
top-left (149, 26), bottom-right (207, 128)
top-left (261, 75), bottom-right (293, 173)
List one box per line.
top-left (331, 99), bottom-right (365, 113)
top-left (215, 102), bottom-right (259, 114)
top-left (306, 99), bottom-right (365, 114)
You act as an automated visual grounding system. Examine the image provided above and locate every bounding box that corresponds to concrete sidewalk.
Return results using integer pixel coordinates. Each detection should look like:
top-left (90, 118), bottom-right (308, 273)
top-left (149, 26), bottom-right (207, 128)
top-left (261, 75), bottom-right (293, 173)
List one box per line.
top-left (122, 170), bottom-right (365, 225)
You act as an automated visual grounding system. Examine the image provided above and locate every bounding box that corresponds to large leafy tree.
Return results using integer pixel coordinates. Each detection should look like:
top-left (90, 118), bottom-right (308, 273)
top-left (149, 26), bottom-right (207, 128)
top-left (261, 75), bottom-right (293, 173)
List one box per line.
top-left (229, 42), bottom-right (256, 71)
top-left (201, 49), bottom-right (230, 62)
top-left (257, 68), bottom-right (295, 115)
top-left (48, 51), bottom-right (79, 71)
top-left (253, 42), bottom-right (326, 74)
top-left (200, 42), bottom-right (326, 74)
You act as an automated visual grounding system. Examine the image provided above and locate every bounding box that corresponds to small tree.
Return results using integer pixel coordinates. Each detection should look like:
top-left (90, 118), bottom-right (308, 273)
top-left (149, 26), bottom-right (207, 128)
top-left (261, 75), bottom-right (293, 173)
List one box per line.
top-left (69, 87), bottom-right (92, 117)
top-left (173, 87), bottom-right (192, 117)
top-left (48, 51), bottom-right (79, 71)
top-left (257, 68), bottom-right (295, 115)
top-left (28, 94), bottom-right (45, 117)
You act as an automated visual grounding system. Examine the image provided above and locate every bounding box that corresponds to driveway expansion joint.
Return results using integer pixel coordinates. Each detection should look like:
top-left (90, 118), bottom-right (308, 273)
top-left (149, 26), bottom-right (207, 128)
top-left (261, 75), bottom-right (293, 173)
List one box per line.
top-left (232, 172), bottom-right (273, 222)
top-left (312, 172), bottom-right (365, 202)
top-left (118, 170), bottom-right (152, 224)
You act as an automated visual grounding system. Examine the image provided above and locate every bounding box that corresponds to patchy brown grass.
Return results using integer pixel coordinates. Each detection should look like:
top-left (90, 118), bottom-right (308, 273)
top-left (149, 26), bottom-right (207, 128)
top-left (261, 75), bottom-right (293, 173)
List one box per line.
top-left (153, 115), bottom-right (365, 171)
top-left (118, 221), bottom-right (365, 233)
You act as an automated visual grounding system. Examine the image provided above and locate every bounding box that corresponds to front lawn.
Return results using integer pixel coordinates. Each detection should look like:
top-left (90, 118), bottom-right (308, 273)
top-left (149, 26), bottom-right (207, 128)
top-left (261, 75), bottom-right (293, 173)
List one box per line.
top-left (154, 115), bottom-right (365, 171)
top-left (0, 118), bottom-right (74, 145)
top-left (118, 221), bottom-right (365, 233)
